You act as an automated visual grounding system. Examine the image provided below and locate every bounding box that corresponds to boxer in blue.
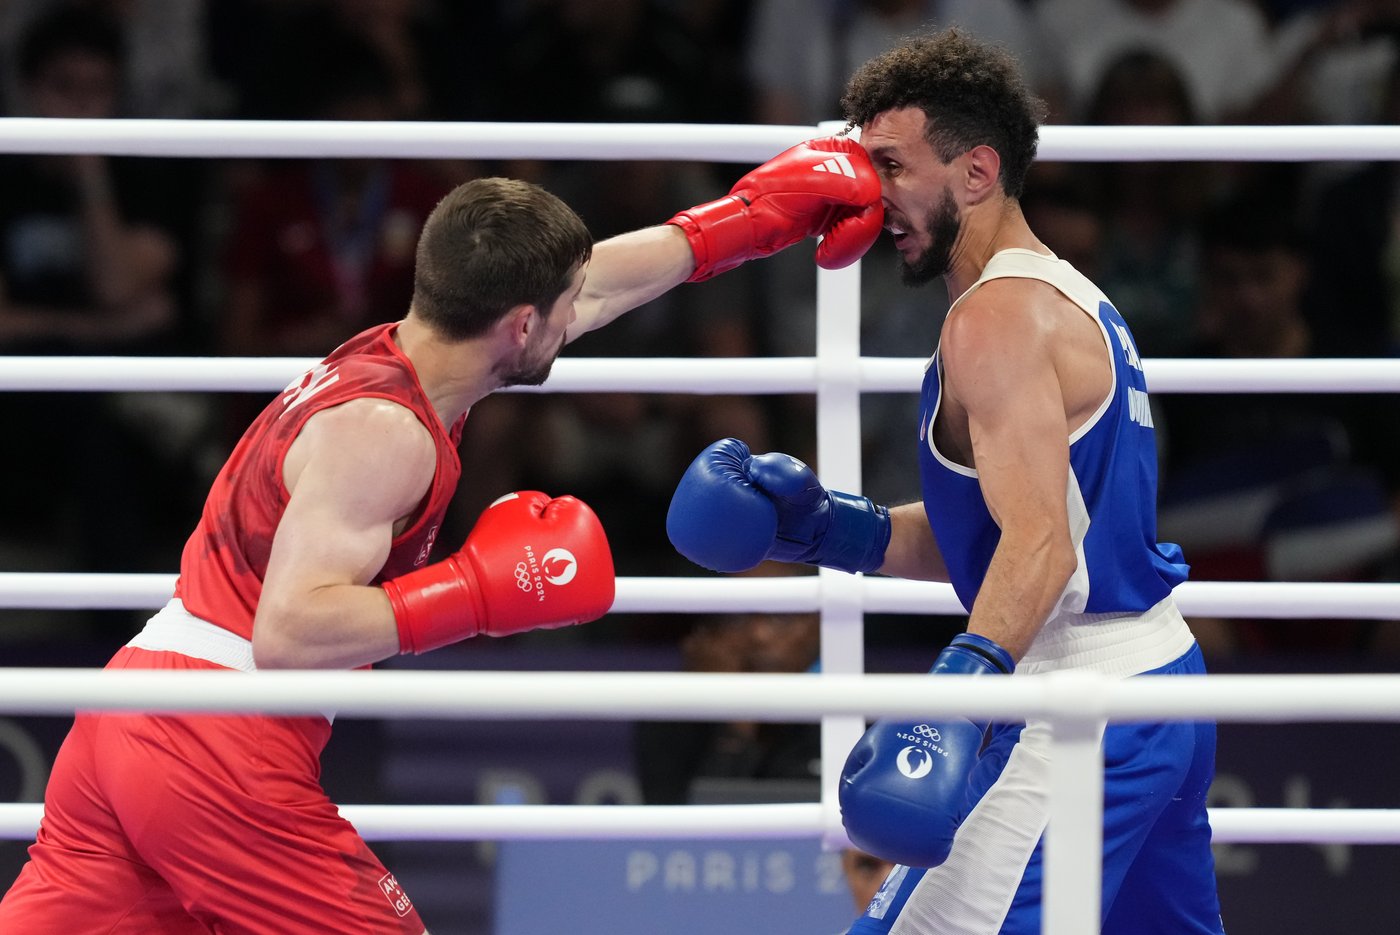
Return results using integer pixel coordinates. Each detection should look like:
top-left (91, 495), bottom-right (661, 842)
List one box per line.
top-left (667, 28), bottom-right (1225, 935)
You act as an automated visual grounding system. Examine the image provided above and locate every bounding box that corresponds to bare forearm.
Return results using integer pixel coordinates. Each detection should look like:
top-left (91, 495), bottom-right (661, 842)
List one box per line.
top-left (876, 502), bottom-right (948, 581)
top-left (570, 224), bottom-right (694, 339)
top-left (965, 533), bottom-right (1076, 661)
top-left (252, 584), bottom-right (401, 669)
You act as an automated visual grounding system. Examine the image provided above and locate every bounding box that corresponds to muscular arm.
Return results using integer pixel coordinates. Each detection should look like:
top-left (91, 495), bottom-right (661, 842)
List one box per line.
top-left (942, 286), bottom-right (1079, 660)
top-left (568, 137), bottom-right (880, 340)
top-left (568, 224), bottom-right (695, 340)
top-left (252, 398), bottom-right (436, 669)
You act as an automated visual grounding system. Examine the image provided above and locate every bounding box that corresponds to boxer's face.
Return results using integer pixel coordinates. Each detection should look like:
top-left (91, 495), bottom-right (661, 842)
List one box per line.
top-left (502, 265), bottom-right (583, 387)
top-left (897, 186), bottom-right (961, 286)
top-left (862, 107), bottom-right (963, 285)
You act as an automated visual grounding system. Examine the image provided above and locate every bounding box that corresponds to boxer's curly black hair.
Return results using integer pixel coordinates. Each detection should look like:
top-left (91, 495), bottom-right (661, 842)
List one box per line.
top-left (841, 28), bottom-right (1045, 199)
top-left (413, 178), bottom-right (593, 341)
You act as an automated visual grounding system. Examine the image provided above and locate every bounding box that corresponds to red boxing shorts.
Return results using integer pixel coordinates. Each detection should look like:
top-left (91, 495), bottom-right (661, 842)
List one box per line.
top-left (0, 646), bottom-right (426, 934)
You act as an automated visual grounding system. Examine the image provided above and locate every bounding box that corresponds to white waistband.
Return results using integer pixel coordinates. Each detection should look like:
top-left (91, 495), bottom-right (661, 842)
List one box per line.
top-left (1016, 594), bottom-right (1195, 678)
top-left (129, 599), bottom-right (339, 722)
top-left (127, 598), bottom-right (257, 672)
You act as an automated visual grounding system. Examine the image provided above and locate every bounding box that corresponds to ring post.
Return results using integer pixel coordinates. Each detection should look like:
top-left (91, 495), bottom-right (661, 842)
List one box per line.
top-left (1043, 671), bottom-right (1109, 935)
top-left (813, 116), bottom-right (869, 845)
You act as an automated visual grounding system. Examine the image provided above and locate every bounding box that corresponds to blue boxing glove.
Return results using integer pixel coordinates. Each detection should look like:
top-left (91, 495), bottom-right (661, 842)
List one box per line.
top-left (666, 437), bottom-right (891, 574)
top-left (839, 632), bottom-right (1013, 868)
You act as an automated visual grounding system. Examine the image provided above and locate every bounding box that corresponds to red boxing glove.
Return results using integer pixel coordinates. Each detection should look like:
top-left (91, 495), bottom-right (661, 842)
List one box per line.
top-left (668, 136), bottom-right (883, 282)
top-left (383, 491), bottom-right (615, 655)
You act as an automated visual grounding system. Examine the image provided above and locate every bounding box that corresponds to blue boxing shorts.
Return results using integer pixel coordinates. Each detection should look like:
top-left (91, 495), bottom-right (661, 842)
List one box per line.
top-left (848, 643), bottom-right (1224, 934)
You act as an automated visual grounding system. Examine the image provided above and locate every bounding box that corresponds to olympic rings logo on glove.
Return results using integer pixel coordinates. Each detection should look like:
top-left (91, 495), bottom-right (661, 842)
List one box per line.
top-left (912, 724), bottom-right (941, 742)
top-left (514, 562), bottom-right (533, 591)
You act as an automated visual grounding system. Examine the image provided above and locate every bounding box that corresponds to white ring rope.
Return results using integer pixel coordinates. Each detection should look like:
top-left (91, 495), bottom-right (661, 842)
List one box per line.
top-left (0, 118), bottom-right (813, 163)
top-left (2, 669), bottom-right (1400, 723)
top-left (6, 355), bottom-right (1400, 394)
top-left (4, 573), bottom-right (1400, 620)
top-left (1, 119), bottom-right (1400, 163)
top-left (1, 671), bottom-right (1399, 847)
top-left (0, 802), bottom-right (1395, 844)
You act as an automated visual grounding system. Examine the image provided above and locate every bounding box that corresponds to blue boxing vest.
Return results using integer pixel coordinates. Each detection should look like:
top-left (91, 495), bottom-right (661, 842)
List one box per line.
top-left (917, 249), bottom-right (1188, 633)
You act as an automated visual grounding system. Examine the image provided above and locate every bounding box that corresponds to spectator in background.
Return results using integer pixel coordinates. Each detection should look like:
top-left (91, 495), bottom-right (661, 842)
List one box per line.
top-left (841, 848), bottom-right (897, 914)
top-left (1307, 40), bottom-right (1400, 357)
top-left (0, 0), bottom-right (213, 118)
top-left (746, 0), bottom-right (1056, 127)
top-left (218, 24), bottom-right (449, 360)
top-left (209, 0), bottom-right (490, 123)
top-left (0, 5), bottom-right (199, 586)
top-left (503, 0), bottom-right (722, 128)
top-left (0, 7), bottom-right (179, 353)
top-left (1157, 197), bottom-right (1400, 658)
top-left (1263, 0), bottom-right (1400, 126)
top-left (307, 0), bottom-right (474, 123)
top-left (1031, 0), bottom-right (1400, 206)
top-left (1081, 48), bottom-right (1210, 357)
top-left (1034, 0), bottom-right (1276, 124)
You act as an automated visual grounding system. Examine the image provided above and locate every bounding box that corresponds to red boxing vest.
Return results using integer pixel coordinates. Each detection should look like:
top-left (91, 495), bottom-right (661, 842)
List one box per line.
top-left (174, 323), bottom-right (466, 639)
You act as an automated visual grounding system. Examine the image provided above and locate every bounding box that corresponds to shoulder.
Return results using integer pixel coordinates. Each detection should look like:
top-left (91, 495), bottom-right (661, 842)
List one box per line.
top-left (941, 277), bottom-right (1083, 407)
top-left (277, 396), bottom-right (439, 521)
top-left (292, 398), bottom-right (437, 497)
top-left (301, 397), bottom-right (433, 456)
top-left (943, 278), bottom-right (1061, 361)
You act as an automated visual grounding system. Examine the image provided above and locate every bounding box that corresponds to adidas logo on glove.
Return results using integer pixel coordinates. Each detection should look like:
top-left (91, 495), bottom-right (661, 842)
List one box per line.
top-left (812, 154), bottom-right (858, 178)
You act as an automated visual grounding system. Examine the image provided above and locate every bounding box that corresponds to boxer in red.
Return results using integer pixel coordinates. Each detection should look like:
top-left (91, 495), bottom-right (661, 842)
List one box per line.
top-left (1, 140), bottom-right (883, 933)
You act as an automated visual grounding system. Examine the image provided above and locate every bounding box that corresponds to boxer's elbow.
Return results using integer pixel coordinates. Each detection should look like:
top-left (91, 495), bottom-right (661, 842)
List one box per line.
top-left (1045, 535), bottom-right (1079, 590)
top-left (250, 598), bottom-right (324, 669)
top-left (1002, 521), bottom-right (1078, 593)
top-left (251, 612), bottom-right (303, 670)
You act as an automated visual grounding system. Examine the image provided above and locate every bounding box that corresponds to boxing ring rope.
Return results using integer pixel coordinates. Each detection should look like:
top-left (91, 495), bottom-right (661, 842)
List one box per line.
top-left (6, 800), bottom-right (1400, 845)
top-left (5, 119), bottom-right (1400, 934)
top-left (9, 355), bottom-right (1400, 394)
top-left (3, 671), bottom-right (1400, 846)
top-left (6, 573), bottom-right (1400, 620)
top-left (1, 118), bottom-right (1400, 162)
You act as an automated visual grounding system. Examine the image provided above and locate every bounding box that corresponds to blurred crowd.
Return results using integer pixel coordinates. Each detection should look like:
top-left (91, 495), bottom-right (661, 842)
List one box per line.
top-left (5, 0), bottom-right (1400, 673)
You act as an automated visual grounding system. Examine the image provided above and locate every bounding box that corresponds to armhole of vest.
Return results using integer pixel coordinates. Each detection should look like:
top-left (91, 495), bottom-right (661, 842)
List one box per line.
top-left (1069, 303), bottom-right (1117, 446)
top-left (928, 353), bottom-right (978, 478)
top-left (975, 265), bottom-right (1117, 448)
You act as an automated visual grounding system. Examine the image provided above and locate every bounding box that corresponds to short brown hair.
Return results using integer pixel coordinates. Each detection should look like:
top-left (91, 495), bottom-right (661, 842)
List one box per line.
top-left (412, 177), bottom-right (592, 340)
top-left (841, 29), bottom-right (1045, 199)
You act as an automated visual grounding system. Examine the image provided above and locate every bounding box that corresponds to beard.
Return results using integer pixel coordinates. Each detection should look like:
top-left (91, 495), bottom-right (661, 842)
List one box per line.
top-left (500, 332), bottom-right (566, 388)
top-left (900, 186), bottom-right (961, 286)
